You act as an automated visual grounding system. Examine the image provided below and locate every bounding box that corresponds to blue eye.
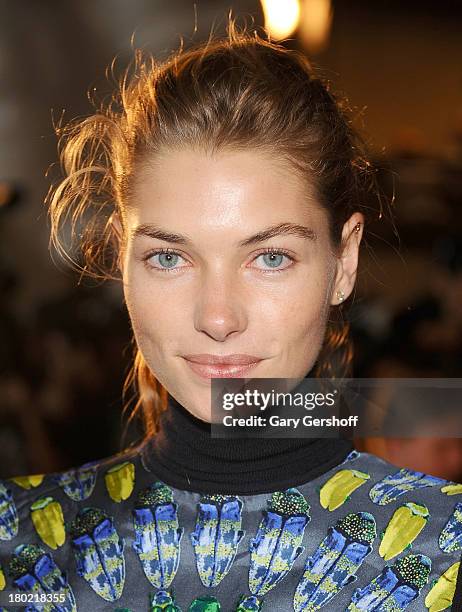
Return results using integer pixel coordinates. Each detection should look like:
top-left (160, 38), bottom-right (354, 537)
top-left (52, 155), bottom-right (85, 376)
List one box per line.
top-left (257, 252), bottom-right (285, 269)
top-left (253, 249), bottom-right (294, 272)
top-left (157, 252), bottom-right (180, 269)
top-left (143, 249), bottom-right (185, 273)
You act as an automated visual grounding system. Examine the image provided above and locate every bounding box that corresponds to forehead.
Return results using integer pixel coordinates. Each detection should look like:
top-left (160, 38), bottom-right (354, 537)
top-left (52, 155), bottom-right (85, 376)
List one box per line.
top-left (127, 147), bottom-right (327, 231)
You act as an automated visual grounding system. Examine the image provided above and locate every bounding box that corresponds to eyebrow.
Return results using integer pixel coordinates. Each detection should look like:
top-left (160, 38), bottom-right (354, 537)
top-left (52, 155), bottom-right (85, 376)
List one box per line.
top-left (132, 222), bottom-right (317, 247)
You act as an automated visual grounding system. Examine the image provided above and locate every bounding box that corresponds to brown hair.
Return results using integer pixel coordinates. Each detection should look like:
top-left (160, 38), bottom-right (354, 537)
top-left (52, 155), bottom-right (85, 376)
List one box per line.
top-left (46, 18), bottom-right (387, 441)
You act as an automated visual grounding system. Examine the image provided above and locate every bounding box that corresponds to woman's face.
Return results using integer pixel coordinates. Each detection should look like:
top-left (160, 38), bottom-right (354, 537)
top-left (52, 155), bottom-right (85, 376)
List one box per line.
top-left (117, 148), bottom-right (363, 422)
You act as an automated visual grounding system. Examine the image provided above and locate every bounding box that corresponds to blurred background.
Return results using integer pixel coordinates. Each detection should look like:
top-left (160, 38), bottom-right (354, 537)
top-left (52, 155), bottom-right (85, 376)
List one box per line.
top-left (1, 0), bottom-right (461, 480)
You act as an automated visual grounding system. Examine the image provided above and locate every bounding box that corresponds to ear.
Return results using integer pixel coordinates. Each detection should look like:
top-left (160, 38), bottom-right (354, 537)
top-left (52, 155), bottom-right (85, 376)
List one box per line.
top-left (330, 212), bottom-right (365, 306)
top-left (109, 211), bottom-right (125, 275)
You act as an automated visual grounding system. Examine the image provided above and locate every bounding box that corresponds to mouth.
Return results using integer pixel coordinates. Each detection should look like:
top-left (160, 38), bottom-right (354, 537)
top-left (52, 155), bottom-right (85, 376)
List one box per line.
top-left (182, 356), bottom-right (264, 380)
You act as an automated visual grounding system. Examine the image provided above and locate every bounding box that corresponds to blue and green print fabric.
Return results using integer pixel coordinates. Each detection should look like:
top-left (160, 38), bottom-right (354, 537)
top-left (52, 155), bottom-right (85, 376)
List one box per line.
top-left (0, 446), bottom-right (462, 610)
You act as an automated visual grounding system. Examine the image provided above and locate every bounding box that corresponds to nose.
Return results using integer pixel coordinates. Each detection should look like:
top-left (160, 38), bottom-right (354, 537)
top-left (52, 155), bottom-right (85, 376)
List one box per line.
top-left (194, 272), bottom-right (246, 341)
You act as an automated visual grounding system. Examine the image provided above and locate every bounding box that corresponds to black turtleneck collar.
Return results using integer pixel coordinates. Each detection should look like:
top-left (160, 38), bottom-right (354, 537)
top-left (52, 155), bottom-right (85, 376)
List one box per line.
top-left (140, 390), bottom-right (355, 495)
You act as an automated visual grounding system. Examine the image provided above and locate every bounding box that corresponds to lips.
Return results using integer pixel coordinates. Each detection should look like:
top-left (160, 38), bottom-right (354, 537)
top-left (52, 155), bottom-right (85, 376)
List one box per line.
top-left (182, 354), bottom-right (263, 380)
top-left (183, 353), bottom-right (263, 366)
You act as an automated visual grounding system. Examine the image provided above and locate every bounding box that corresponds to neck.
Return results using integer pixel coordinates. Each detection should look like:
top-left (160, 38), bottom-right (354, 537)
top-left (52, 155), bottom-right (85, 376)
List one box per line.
top-left (141, 391), bottom-right (354, 494)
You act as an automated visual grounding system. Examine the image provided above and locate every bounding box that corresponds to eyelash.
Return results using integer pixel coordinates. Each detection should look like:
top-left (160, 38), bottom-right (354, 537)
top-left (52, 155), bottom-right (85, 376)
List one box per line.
top-left (142, 247), bottom-right (296, 274)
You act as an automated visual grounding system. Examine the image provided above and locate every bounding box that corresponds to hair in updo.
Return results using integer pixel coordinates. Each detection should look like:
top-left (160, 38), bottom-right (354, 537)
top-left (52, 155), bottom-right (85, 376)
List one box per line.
top-left (47, 17), bottom-right (388, 438)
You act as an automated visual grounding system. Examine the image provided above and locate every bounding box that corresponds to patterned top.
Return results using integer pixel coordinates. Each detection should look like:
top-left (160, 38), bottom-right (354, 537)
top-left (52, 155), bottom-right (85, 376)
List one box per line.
top-left (0, 445), bottom-right (461, 611)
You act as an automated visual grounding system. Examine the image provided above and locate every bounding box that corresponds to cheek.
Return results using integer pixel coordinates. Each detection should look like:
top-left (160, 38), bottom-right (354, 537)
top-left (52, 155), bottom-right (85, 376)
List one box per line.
top-left (257, 270), bottom-right (331, 339)
top-left (122, 268), bottom-right (177, 352)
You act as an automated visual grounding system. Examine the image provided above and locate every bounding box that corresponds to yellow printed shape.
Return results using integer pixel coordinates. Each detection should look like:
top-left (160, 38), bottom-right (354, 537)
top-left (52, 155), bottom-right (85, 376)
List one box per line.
top-left (0, 566), bottom-right (5, 590)
top-left (11, 474), bottom-right (44, 489)
top-left (30, 497), bottom-right (65, 549)
top-left (105, 461), bottom-right (135, 502)
top-left (441, 483), bottom-right (462, 496)
top-left (319, 469), bottom-right (370, 511)
top-left (425, 561), bottom-right (459, 611)
top-left (379, 502), bottom-right (429, 560)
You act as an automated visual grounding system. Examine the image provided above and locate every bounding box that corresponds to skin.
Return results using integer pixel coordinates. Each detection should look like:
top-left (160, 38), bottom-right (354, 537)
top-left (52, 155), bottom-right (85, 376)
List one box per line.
top-left (113, 148), bottom-right (364, 422)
